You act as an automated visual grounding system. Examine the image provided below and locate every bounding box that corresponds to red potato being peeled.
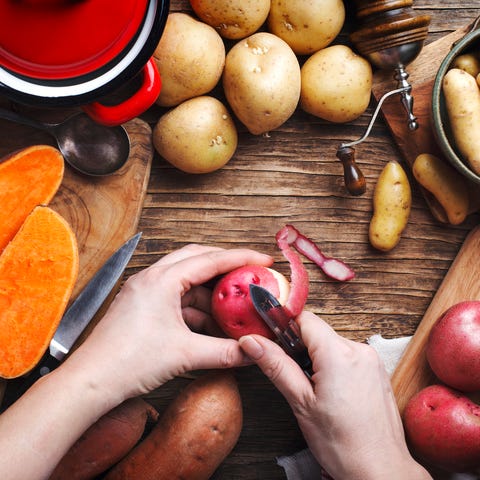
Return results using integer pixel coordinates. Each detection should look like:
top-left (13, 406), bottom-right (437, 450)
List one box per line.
top-left (211, 225), bottom-right (355, 340)
top-left (426, 300), bottom-right (480, 392)
top-left (211, 265), bottom-right (290, 340)
top-left (403, 384), bottom-right (480, 472)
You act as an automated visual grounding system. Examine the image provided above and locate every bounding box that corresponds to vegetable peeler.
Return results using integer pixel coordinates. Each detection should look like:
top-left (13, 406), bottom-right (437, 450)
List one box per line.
top-left (249, 284), bottom-right (313, 379)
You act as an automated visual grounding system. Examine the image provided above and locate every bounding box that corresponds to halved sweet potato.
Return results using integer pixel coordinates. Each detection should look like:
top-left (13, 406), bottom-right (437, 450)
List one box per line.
top-left (0, 145), bottom-right (64, 253)
top-left (0, 206), bottom-right (79, 378)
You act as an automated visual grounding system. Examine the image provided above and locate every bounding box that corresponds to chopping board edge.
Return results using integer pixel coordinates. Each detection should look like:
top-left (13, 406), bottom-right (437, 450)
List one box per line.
top-left (392, 225), bottom-right (480, 414)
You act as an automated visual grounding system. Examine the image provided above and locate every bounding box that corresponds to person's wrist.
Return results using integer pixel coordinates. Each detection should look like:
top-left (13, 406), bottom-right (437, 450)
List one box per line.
top-left (319, 442), bottom-right (431, 480)
top-left (349, 449), bottom-right (432, 480)
top-left (56, 346), bottom-right (129, 414)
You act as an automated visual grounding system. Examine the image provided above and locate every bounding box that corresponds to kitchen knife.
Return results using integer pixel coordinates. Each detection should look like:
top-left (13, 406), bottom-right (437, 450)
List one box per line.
top-left (0, 232), bottom-right (142, 411)
top-left (249, 284), bottom-right (314, 379)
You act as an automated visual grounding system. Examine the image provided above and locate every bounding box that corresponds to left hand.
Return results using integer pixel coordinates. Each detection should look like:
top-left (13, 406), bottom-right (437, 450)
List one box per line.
top-left (68, 244), bottom-right (273, 401)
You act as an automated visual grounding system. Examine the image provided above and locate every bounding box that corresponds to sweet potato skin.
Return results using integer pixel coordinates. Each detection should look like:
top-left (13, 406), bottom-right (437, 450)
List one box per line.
top-left (49, 398), bottom-right (158, 480)
top-left (104, 371), bottom-right (243, 480)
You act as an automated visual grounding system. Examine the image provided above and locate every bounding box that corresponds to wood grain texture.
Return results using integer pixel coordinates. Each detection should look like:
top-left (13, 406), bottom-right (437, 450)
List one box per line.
top-left (0, 2), bottom-right (479, 479)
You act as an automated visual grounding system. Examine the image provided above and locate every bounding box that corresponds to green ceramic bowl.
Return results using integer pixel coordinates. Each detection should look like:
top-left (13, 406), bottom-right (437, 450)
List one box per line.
top-left (432, 20), bottom-right (480, 185)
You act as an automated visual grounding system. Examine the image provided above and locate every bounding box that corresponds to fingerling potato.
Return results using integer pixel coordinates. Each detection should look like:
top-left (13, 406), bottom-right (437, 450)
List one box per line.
top-left (413, 153), bottom-right (469, 225)
top-left (443, 68), bottom-right (480, 175)
top-left (369, 161), bottom-right (411, 252)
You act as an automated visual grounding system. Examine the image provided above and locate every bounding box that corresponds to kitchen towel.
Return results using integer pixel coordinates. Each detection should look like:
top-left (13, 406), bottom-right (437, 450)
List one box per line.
top-left (276, 334), bottom-right (478, 480)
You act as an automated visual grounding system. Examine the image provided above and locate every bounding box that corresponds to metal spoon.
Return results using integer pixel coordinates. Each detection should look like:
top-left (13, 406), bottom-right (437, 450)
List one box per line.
top-left (0, 107), bottom-right (130, 176)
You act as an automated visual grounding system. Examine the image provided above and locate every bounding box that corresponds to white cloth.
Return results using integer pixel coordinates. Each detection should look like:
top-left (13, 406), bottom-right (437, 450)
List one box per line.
top-left (276, 335), bottom-right (479, 480)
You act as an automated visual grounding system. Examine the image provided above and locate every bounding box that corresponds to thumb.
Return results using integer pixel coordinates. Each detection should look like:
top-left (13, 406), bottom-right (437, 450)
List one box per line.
top-left (239, 335), bottom-right (313, 405)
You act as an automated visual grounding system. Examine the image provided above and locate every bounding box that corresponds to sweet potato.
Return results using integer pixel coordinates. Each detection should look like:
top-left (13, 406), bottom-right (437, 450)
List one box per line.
top-left (49, 398), bottom-right (159, 480)
top-left (0, 145), bottom-right (64, 253)
top-left (0, 206), bottom-right (78, 378)
top-left (104, 371), bottom-right (243, 480)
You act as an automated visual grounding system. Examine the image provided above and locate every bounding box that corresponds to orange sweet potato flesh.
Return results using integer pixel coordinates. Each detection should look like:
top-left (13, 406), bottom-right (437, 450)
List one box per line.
top-left (104, 371), bottom-right (243, 480)
top-left (0, 145), bottom-right (64, 253)
top-left (49, 398), bottom-right (159, 480)
top-left (0, 205), bottom-right (79, 378)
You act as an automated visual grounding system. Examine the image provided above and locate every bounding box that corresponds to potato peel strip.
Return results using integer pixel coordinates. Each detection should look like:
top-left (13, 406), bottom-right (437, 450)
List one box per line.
top-left (276, 224), bottom-right (355, 283)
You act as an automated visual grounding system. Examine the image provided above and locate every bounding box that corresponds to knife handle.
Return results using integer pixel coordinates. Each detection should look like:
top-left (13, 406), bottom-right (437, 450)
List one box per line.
top-left (282, 321), bottom-right (314, 380)
top-left (0, 350), bottom-right (60, 412)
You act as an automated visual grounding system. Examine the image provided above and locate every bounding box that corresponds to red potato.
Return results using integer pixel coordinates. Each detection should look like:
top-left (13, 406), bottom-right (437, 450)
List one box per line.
top-left (211, 265), bottom-right (290, 340)
top-left (426, 301), bottom-right (480, 392)
top-left (403, 384), bottom-right (480, 472)
top-left (49, 398), bottom-right (158, 480)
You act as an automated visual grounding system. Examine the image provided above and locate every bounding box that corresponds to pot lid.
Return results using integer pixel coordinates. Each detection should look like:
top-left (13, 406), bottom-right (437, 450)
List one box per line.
top-left (0, 0), bottom-right (151, 80)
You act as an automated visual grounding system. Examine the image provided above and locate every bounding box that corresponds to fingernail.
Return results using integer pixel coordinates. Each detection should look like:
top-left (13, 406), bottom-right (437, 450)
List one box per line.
top-left (239, 336), bottom-right (264, 360)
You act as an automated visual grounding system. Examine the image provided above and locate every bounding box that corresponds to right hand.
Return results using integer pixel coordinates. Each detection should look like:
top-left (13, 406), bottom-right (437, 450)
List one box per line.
top-left (239, 311), bottom-right (432, 480)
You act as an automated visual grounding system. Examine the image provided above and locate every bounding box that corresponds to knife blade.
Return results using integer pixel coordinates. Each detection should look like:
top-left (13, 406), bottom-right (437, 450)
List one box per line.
top-left (249, 284), bottom-right (313, 379)
top-left (1, 232), bottom-right (142, 411)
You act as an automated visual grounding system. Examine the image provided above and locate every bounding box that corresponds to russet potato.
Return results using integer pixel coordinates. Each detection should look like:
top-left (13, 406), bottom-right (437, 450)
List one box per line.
top-left (267, 0), bottom-right (345, 55)
top-left (300, 45), bottom-right (372, 123)
top-left (153, 13), bottom-right (225, 107)
top-left (189, 0), bottom-right (270, 40)
top-left (223, 32), bottom-right (301, 135)
top-left (153, 96), bottom-right (238, 174)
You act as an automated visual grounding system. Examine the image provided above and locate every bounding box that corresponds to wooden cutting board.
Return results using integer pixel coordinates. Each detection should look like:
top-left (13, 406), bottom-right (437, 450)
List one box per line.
top-left (0, 112), bottom-right (153, 397)
top-left (392, 225), bottom-right (480, 414)
top-left (372, 22), bottom-right (475, 223)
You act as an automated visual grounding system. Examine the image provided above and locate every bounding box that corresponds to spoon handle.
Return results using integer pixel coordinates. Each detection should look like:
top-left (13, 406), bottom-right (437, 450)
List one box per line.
top-left (0, 107), bottom-right (54, 135)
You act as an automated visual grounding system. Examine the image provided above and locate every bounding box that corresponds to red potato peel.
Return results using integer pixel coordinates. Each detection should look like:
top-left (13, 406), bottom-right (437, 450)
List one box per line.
top-left (277, 224), bottom-right (355, 282)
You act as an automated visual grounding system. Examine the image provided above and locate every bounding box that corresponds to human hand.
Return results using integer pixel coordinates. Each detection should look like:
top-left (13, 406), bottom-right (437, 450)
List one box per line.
top-left (67, 244), bottom-right (273, 402)
top-left (239, 312), bottom-right (432, 480)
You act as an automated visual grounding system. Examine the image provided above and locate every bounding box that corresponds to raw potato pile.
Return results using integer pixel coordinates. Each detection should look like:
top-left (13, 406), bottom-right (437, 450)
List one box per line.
top-left (152, 0), bottom-right (373, 174)
top-left (408, 51), bottom-right (480, 227)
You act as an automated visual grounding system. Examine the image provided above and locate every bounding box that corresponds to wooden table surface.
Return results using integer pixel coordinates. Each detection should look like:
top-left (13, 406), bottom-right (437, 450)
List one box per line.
top-left (129, 1), bottom-right (480, 479)
top-left (3, 1), bottom-right (478, 479)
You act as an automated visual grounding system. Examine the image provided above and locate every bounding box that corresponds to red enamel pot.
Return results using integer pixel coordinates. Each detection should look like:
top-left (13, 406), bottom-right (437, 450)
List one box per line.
top-left (0, 0), bottom-right (169, 126)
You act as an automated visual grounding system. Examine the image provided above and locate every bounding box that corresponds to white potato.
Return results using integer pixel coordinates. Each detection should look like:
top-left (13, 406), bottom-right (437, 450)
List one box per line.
top-left (189, 0), bottom-right (270, 40)
top-left (153, 96), bottom-right (238, 174)
top-left (268, 0), bottom-right (345, 55)
top-left (300, 45), bottom-right (372, 123)
top-left (153, 13), bottom-right (225, 107)
top-left (223, 32), bottom-right (301, 135)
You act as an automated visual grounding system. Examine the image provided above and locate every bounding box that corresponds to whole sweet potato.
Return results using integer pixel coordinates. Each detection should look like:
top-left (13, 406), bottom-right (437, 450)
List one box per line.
top-left (104, 371), bottom-right (243, 480)
top-left (49, 398), bottom-right (158, 480)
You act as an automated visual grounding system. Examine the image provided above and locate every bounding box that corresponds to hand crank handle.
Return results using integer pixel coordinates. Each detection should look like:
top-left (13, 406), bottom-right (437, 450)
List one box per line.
top-left (336, 85), bottom-right (414, 196)
top-left (336, 146), bottom-right (366, 196)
